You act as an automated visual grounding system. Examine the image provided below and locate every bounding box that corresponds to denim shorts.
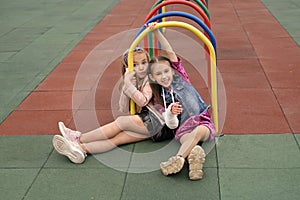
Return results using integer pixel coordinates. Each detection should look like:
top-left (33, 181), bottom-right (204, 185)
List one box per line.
top-left (138, 108), bottom-right (175, 142)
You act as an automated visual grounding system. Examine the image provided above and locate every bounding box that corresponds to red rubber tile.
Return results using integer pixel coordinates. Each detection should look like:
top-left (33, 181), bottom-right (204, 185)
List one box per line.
top-left (221, 72), bottom-right (271, 89)
top-left (69, 109), bottom-right (115, 133)
top-left (16, 91), bottom-right (88, 111)
top-left (222, 88), bottom-right (291, 134)
top-left (0, 110), bottom-right (73, 136)
top-left (217, 59), bottom-right (263, 73)
top-left (274, 89), bottom-right (300, 133)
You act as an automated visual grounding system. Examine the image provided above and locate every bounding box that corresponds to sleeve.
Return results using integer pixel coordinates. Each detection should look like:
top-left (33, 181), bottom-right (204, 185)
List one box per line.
top-left (123, 80), bottom-right (152, 107)
top-left (118, 86), bottom-right (130, 113)
top-left (171, 56), bottom-right (190, 83)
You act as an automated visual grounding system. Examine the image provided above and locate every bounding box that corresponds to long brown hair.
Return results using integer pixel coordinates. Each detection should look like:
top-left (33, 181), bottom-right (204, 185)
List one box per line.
top-left (148, 56), bottom-right (173, 106)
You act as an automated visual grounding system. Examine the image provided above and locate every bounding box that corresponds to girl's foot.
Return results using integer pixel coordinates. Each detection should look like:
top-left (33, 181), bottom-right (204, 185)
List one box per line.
top-left (160, 155), bottom-right (185, 176)
top-left (58, 121), bottom-right (81, 143)
top-left (52, 135), bottom-right (86, 164)
top-left (188, 145), bottom-right (206, 180)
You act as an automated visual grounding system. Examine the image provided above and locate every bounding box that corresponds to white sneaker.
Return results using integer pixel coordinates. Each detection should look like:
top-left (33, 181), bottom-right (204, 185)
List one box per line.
top-left (58, 121), bottom-right (81, 143)
top-left (52, 135), bottom-right (86, 164)
top-left (188, 145), bottom-right (206, 180)
top-left (160, 155), bottom-right (185, 176)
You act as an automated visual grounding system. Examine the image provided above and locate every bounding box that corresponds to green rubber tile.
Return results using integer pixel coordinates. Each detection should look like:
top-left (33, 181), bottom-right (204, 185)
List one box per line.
top-left (129, 139), bottom-right (179, 173)
top-left (294, 134), bottom-right (300, 146)
top-left (24, 168), bottom-right (125, 200)
top-left (0, 62), bottom-right (38, 75)
top-left (131, 139), bottom-right (218, 173)
top-left (3, 89), bottom-right (31, 109)
top-left (0, 135), bottom-right (53, 168)
top-left (0, 109), bottom-right (11, 123)
top-left (270, 9), bottom-right (300, 22)
top-left (261, 0), bottom-right (299, 9)
top-left (46, 141), bottom-right (134, 171)
top-left (281, 23), bottom-right (300, 37)
top-left (0, 74), bottom-right (37, 91)
top-left (261, 0), bottom-right (300, 45)
top-left (0, 52), bottom-right (15, 61)
top-left (0, 169), bottom-right (40, 200)
top-left (0, 0), bottom-right (120, 123)
top-left (22, 75), bottom-right (48, 92)
top-left (294, 0), bottom-right (300, 7)
top-left (0, 89), bottom-right (19, 108)
top-left (219, 168), bottom-right (300, 200)
top-left (0, 27), bottom-right (50, 52)
top-left (121, 168), bottom-right (220, 200)
top-left (217, 134), bottom-right (300, 168)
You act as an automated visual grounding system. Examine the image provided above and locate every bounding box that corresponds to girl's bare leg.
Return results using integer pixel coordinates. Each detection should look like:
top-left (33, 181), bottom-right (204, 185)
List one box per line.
top-left (178, 125), bottom-right (210, 180)
top-left (159, 125), bottom-right (210, 177)
top-left (80, 115), bottom-right (149, 143)
top-left (82, 131), bottom-right (149, 154)
top-left (178, 125), bottom-right (210, 158)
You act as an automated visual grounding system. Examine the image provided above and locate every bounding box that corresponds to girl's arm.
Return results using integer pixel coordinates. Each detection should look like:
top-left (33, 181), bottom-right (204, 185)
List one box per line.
top-left (149, 23), bottom-right (190, 82)
top-left (123, 81), bottom-right (152, 107)
top-left (119, 87), bottom-right (130, 113)
top-left (162, 102), bottom-right (182, 129)
top-left (121, 71), bottom-right (152, 107)
top-left (150, 24), bottom-right (178, 62)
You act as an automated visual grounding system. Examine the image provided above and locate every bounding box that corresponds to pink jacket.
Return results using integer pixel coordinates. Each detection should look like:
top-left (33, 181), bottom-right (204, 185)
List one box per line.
top-left (119, 76), bottom-right (152, 113)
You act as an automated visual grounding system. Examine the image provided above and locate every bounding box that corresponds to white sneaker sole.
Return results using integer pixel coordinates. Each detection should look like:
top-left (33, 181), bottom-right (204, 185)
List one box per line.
top-left (160, 156), bottom-right (185, 176)
top-left (188, 145), bottom-right (206, 180)
top-left (52, 135), bottom-right (85, 164)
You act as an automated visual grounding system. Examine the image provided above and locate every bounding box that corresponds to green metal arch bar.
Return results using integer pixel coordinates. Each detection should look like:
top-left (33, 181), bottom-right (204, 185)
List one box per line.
top-left (151, 0), bottom-right (210, 20)
top-left (128, 21), bottom-right (219, 133)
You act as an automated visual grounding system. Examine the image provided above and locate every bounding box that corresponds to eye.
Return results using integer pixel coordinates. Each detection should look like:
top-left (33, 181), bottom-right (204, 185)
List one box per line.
top-left (133, 63), bottom-right (137, 67)
top-left (164, 68), bottom-right (170, 73)
top-left (155, 72), bottom-right (162, 76)
top-left (142, 61), bottom-right (147, 65)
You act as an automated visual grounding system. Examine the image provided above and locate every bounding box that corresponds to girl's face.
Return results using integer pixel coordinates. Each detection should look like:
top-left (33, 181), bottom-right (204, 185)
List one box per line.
top-left (133, 52), bottom-right (148, 79)
top-left (150, 61), bottom-right (174, 88)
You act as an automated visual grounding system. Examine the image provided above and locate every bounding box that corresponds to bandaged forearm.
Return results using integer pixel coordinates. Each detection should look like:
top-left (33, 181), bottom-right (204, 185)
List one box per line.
top-left (162, 103), bottom-right (179, 129)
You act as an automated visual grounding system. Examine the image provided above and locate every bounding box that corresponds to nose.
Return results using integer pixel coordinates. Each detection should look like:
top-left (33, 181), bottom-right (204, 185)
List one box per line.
top-left (137, 63), bottom-right (145, 70)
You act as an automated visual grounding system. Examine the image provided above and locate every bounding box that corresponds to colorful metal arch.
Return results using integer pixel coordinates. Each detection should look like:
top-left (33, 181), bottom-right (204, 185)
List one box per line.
top-left (151, 0), bottom-right (210, 20)
top-left (128, 21), bottom-right (219, 133)
top-left (147, 0), bottom-right (211, 29)
top-left (137, 11), bottom-right (216, 54)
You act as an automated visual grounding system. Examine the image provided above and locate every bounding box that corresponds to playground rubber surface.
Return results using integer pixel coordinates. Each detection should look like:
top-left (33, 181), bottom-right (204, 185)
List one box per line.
top-left (0, 0), bottom-right (300, 199)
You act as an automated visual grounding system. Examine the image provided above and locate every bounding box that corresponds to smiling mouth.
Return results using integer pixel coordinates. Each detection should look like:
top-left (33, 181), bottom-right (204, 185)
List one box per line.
top-left (161, 79), bottom-right (170, 85)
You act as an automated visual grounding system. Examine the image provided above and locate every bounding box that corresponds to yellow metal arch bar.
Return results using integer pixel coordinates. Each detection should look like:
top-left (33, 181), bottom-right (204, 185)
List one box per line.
top-left (128, 21), bottom-right (218, 133)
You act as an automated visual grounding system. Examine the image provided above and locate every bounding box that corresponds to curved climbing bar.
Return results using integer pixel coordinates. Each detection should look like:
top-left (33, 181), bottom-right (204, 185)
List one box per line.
top-left (147, 0), bottom-right (211, 29)
top-left (137, 11), bottom-right (216, 54)
top-left (151, 0), bottom-right (210, 19)
top-left (128, 21), bottom-right (219, 133)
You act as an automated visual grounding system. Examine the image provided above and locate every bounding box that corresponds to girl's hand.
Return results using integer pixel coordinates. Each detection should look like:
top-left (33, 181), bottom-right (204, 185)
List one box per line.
top-left (124, 69), bottom-right (136, 86)
top-left (170, 102), bottom-right (183, 115)
top-left (147, 22), bottom-right (157, 31)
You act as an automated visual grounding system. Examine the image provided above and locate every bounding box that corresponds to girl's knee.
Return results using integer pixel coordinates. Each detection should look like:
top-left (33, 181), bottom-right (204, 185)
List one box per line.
top-left (194, 126), bottom-right (210, 141)
top-left (180, 126), bottom-right (209, 144)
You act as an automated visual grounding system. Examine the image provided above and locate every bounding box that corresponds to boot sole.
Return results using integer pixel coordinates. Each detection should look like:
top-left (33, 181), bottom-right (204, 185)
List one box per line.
top-left (188, 145), bottom-right (206, 180)
top-left (160, 156), bottom-right (185, 176)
